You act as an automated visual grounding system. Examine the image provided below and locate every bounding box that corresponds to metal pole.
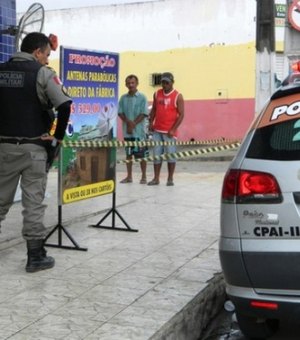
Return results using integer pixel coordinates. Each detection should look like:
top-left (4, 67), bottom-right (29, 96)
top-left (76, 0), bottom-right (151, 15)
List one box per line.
top-left (255, 0), bottom-right (276, 114)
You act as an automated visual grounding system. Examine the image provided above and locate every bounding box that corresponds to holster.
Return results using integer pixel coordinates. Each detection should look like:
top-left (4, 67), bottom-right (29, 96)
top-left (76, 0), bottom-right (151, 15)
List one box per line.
top-left (45, 142), bottom-right (60, 172)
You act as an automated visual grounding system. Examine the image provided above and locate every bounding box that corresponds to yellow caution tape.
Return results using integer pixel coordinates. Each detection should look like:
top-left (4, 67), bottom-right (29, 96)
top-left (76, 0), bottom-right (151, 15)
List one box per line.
top-left (63, 138), bottom-right (240, 148)
top-left (117, 142), bottom-right (241, 163)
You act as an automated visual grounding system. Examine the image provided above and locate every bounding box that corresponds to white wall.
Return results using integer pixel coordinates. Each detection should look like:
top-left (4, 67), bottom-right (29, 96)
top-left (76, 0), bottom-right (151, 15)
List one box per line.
top-left (38, 0), bottom-right (256, 58)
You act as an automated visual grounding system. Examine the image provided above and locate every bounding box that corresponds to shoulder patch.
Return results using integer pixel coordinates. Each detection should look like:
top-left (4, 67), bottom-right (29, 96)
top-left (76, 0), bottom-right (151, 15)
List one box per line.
top-left (53, 76), bottom-right (63, 85)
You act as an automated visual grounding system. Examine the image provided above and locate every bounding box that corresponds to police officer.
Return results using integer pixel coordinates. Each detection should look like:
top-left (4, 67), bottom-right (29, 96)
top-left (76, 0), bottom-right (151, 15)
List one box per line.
top-left (0, 32), bottom-right (72, 273)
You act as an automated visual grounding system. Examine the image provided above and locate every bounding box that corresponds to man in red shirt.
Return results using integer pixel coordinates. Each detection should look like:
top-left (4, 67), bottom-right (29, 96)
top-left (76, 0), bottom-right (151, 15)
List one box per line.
top-left (148, 72), bottom-right (184, 186)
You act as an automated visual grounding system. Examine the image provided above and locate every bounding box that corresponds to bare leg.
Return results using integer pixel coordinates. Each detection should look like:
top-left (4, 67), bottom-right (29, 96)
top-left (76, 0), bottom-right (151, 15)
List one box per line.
top-left (120, 155), bottom-right (133, 183)
top-left (153, 163), bottom-right (162, 182)
top-left (167, 162), bottom-right (176, 183)
top-left (140, 160), bottom-right (147, 182)
top-left (126, 155), bottom-right (133, 181)
top-left (147, 163), bottom-right (162, 185)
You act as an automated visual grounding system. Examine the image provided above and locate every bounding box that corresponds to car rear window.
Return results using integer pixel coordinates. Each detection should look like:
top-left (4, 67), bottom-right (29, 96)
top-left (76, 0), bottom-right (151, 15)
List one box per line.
top-left (246, 118), bottom-right (300, 160)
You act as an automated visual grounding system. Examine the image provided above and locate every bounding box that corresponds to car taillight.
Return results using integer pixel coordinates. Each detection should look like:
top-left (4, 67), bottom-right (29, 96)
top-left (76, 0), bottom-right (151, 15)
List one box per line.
top-left (250, 300), bottom-right (278, 310)
top-left (222, 169), bottom-right (282, 204)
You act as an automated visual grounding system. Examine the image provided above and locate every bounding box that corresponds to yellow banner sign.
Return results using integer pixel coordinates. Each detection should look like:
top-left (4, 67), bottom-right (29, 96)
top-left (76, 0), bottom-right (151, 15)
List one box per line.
top-left (63, 180), bottom-right (114, 204)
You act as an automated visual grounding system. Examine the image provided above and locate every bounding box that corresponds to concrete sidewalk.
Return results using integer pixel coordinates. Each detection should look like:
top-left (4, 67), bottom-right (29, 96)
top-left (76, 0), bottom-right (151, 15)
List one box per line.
top-left (0, 158), bottom-right (232, 340)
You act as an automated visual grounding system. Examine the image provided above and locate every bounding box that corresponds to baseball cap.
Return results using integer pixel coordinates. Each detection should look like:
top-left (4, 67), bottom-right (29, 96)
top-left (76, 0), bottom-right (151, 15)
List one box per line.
top-left (161, 72), bottom-right (174, 83)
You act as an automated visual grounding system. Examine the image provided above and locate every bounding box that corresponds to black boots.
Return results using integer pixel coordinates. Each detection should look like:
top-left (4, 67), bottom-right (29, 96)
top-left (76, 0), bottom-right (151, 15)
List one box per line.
top-left (26, 239), bottom-right (55, 273)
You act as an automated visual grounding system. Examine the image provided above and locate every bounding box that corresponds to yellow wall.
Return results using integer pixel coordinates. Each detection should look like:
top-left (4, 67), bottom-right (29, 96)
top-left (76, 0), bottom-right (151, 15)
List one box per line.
top-left (51, 42), bottom-right (256, 102)
top-left (48, 59), bottom-right (60, 74)
top-left (119, 42), bottom-right (256, 101)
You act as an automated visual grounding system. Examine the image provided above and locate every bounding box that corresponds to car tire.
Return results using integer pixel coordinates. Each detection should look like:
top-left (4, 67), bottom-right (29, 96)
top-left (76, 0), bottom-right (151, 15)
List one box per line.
top-left (236, 312), bottom-right (279, 339)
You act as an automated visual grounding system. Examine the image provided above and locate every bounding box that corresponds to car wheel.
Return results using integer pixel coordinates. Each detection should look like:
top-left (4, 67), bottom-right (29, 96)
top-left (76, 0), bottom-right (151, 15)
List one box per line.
top-left (236, 312), bottom-right (279, 339)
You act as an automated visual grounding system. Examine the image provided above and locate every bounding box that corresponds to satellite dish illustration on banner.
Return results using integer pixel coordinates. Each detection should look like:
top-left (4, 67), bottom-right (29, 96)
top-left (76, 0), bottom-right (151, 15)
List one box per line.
top-left (0, 3), bottom-right (45, 51)
top-left (98, 102), bottom-right (117, 136)
top-left (78, 103), bottom-right (117, 140)
top-left (66, 120), bottom-right (74, 137)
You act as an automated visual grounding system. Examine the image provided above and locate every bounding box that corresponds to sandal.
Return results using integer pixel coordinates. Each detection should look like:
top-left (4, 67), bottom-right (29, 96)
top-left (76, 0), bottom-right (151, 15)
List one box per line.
top-left (147, 179), bottom-right (159, 186)
top-left (120, 178), bottom-right (133, 184)
top-left (140, 178), bottom-right (147, 184)
top-left (166, 180), bottom-right (174, 186)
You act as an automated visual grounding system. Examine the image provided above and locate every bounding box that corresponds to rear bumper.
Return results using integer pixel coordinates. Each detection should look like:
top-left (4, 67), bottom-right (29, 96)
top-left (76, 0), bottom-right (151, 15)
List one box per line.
top-left (219, 237), bottom-right (252, 287)
top-left (220, 237), bottom-right (300, 289)
top-left (220, 237), bottom-right (300, 319)
top-left (227, 284), bottom-right (300, 320)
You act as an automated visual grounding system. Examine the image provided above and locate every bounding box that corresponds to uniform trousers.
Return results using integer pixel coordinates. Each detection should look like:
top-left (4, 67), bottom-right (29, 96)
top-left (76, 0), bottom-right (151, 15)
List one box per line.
top-left (0, 143), bottom-right (48, 240)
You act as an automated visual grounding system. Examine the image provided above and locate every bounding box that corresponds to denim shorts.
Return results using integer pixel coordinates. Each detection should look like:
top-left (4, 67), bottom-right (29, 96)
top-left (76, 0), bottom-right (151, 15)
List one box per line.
top-left (152, 131), bottom-right (176, 164)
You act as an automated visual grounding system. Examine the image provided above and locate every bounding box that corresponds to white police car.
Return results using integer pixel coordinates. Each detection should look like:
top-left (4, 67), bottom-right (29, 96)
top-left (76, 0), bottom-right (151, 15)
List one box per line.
top-left (219, 80), bottom-right (300, 339)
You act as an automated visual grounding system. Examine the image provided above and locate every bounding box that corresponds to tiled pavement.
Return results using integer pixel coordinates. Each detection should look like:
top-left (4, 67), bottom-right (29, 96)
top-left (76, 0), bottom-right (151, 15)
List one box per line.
top-left (0, 158), bottom-right (232, 340)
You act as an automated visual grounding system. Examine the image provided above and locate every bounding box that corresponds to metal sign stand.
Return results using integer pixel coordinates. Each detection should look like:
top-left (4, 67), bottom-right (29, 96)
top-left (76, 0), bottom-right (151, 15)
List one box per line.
top-left (44, 150), bottom-right (88, 251)
top-left (90, 140), bottom-right (138, 232)
top-left (44, 204), bottom-right (88, 251)
top-left (90, 190), bottom-right (138, 232)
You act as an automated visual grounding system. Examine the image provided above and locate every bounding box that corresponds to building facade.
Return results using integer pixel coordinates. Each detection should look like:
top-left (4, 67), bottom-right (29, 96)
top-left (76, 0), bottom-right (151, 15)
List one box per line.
top-left (0, 0), bottom-right (16, 63)
top-left (18, 0), bottom-right (286, 141)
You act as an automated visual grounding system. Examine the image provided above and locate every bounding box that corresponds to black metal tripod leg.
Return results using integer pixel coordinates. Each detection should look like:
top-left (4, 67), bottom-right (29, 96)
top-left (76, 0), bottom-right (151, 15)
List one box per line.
top-left (44, 223), bottom-right (88, 251)
top-left (114, 209), bottom-right (138, 231)
top-left (44, 225), bottom-right (57, 242)
top-left (92, 208), bottom-right (113, 227)
top-left (90, 208), bottom-right (138, 232)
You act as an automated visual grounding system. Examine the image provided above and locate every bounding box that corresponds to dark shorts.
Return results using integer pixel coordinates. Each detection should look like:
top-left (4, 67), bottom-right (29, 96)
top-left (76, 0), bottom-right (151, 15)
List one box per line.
top-left (124, 137), bottom-right (149, 159)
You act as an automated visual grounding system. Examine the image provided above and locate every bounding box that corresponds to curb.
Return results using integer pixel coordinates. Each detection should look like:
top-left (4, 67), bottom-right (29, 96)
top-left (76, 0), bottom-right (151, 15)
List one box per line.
top-left (149, 273), bottom-right (226, 340)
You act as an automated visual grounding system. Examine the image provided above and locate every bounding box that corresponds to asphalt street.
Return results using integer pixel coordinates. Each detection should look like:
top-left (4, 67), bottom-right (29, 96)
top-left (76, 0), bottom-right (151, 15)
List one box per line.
top-left (203, 302), bottom-right (300, 339)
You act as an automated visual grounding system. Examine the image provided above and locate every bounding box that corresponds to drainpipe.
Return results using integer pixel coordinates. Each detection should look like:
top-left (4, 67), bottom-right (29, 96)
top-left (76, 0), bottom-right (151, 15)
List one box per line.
top-left (255, 0), bottom-right (275, 114)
